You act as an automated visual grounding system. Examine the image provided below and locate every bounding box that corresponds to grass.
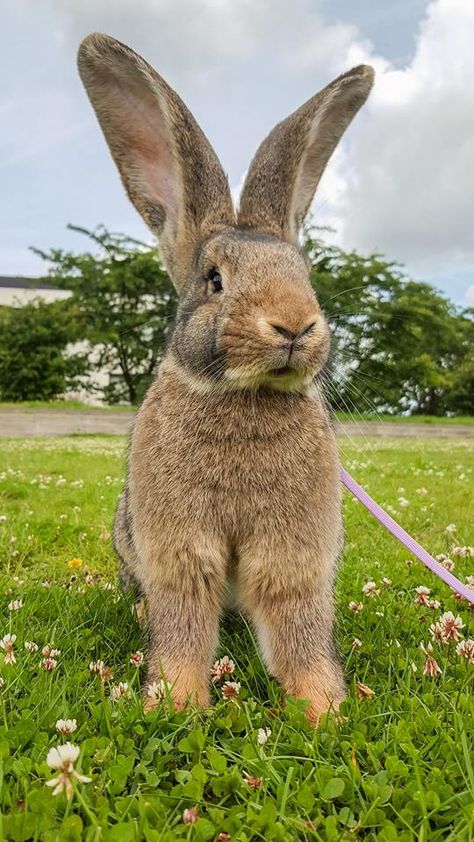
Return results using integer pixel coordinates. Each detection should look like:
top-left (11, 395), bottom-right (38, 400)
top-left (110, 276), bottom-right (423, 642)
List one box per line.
top-left (0, 434), bottom-right (473, 841)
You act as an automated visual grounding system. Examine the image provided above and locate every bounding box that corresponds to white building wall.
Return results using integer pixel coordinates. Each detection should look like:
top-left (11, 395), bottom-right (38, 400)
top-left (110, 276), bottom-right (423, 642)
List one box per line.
top-left (0, 287), bottom-right (72, 306)
top-left (0, 285), bottom-right (115, 405)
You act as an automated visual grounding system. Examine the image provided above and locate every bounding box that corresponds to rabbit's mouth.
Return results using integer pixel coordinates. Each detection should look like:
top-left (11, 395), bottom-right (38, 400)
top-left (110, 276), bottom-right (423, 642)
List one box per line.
top-left (268, 365), bottom-right (294, 377)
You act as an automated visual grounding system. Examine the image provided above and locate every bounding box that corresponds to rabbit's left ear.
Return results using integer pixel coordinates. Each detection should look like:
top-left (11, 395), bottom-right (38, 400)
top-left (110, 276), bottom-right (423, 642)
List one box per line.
top-left (78, 33), bottom-right (235, 293)
top-left (238, 65), bottom-right (374, 244)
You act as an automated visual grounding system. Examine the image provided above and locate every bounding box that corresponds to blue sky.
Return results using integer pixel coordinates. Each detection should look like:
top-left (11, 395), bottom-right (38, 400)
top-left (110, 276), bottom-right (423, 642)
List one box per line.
top-left (1, 0), bottom-right (473, 307)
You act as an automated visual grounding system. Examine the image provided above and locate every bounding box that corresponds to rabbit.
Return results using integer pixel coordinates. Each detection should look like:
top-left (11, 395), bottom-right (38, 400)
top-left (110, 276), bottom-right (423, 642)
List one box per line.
top-left (78, 33), bottom-right (374, 723)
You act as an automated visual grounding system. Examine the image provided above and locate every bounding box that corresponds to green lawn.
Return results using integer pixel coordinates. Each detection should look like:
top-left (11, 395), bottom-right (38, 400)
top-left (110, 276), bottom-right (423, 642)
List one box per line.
top-left (0, 435), bottom-right (473, 841)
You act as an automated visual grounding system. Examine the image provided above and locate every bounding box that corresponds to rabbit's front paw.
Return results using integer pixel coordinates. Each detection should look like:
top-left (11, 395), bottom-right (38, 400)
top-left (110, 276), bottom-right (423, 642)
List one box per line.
top-left (143, 666), bottom-right (210, 713)
top-left (287, 667), bottom-right (346, 726)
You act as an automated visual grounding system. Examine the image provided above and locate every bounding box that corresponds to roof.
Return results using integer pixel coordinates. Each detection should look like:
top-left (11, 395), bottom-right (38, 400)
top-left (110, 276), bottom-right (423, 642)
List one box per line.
top-left (0, 276), bottom-right (59, 290)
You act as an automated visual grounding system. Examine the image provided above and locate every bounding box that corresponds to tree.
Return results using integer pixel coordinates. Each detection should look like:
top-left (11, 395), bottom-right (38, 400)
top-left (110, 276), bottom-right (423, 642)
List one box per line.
top-left (305, 233), bottom-right (474, 416)
top-left (30, 223), bottom-right (473, 414)
top-left (33, 225), bottom-right (177, 404)
top-left (443, 315), bottom-right (474, 415)
top-left (0, 299), bottom-right (87, 402)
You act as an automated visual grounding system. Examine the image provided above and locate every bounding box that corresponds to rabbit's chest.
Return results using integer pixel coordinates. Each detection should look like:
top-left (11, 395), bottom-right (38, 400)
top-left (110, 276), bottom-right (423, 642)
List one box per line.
top-left (131, 380), bottom-right (339, 538)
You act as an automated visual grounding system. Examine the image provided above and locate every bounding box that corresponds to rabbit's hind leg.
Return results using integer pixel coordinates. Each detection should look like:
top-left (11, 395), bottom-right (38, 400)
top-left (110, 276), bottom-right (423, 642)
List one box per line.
top-left (113, 487), bottom-right (143, 599)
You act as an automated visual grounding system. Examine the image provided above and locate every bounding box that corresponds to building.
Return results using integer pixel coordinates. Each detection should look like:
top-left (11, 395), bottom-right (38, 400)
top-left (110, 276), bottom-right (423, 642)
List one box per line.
top-left (0, 276), bottom-right (71, 307)
top-left (0, 276), bottom-right (109, 403)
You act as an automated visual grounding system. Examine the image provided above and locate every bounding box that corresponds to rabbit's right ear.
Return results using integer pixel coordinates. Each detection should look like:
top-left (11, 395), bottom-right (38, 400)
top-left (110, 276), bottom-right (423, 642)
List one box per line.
top-left (78, 34), bottom-right (234, 293)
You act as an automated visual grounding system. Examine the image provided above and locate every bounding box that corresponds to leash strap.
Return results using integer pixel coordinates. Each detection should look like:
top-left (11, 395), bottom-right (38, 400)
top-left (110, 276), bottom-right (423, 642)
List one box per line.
top-left (340, 467), bottom-right (474, 606)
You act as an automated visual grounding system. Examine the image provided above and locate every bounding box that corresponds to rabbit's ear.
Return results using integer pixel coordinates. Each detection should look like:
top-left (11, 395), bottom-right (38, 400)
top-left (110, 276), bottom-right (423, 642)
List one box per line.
top-left (238, 65), bottom-right (374, 244)
top-left (78, 33), bottom-right (235, 292)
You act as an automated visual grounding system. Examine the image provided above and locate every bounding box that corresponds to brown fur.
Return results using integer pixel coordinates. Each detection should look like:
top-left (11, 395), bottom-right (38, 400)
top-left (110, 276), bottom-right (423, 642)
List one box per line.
top-left (78, 33), bottom-right (374, 722)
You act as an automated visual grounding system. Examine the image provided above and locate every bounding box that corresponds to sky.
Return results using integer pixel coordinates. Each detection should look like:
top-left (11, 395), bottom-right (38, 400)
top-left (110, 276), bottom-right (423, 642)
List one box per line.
top-left (1, 0), bottom-right (473, 307)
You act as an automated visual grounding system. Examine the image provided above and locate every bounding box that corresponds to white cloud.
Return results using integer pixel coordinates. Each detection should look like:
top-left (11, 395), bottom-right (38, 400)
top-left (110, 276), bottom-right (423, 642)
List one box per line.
top-left (47, 0), bottom-right (358, 76)
top-left (0, 93), bottom-right (83, 170)
top-left (2, 0), bottom-right (473, 306)
top-left (317, 0), bottom-right (474, 282)
top-left (466, 285), bottom-right (474, 306)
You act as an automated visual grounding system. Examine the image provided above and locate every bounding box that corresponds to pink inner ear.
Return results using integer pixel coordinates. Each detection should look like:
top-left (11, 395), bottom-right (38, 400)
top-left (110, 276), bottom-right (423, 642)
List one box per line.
top-left (103, 69), bottom-right (181, 230)
top-left (151, 155), bottom-right (179, 220)
top-left (137, 147), bottom-right (179, 227)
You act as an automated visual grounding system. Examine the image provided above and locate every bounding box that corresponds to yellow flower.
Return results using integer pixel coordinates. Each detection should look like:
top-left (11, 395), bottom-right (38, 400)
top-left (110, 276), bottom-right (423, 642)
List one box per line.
top-left (67, 558), bottom-right (83, 569)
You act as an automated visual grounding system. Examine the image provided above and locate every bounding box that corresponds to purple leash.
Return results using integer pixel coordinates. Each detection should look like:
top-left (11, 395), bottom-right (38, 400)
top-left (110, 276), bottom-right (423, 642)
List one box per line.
top-left (340, 467), bottom-right (474, 606)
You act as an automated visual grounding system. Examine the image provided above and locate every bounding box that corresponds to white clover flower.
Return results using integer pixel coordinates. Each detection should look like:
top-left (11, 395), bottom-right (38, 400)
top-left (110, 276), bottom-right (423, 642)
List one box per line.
top-left (129, 651), bottom-right (144, 667)
top-left (0, 633), bottom-right (16, 649)
top-left (427, 599), bottom-right (441, 610)
top-left (211, 655), bottom-right (235, 683)
top-left (415, 585), bottom-right (431, 605)
top-left (182, 807), bottom-right (199, 824)
top-left (146, 679), bottom-right (170, 703)
top-left (101, 582), bottom-right (115, 591)
top-left (348, 601), bottom-right (363, 613)
top-left (356, 682), bottom-right (374, 699)
top-left (351, 638), bottom-right (362, 651)
top-left (362, 581), bottom-right (380, 597)
top-left (456, 639), bottom-right (474, 663)
top-left (429, 612), bottom-right (465, 644)
top-left (24, 640), bottom-right (39, 653)
top-left (43, 645), bottom-right (61, 658)
top-left (110, 682), bottom-right (130, 701)
top-left (452, 546), bottom-right (472, 558)
top-left (445, 523), bottom-right (457, 534)
top-left (46, 743), bottom-right (91, 799)
top-left (398, 497), bottom-right (410, 508)
top-left (440, 557), bottom-right (454, 571)
top-left (257, 727), bottom-right (272, 745)
top-left (423, 654), bottom-right (442, 677)
top-left (222, 681), bottom-right (241, 699)
top-left (56, 719), bottom-right (77, 736)
top-left (8, 599), bottom-right (23, 611)
top-left (0, 633), bottom-right (16, 665)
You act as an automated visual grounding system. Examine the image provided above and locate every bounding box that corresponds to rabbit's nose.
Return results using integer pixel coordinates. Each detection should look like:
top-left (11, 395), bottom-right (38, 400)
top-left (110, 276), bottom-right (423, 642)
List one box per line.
top-left (270, 321), bottom-right (317, 341)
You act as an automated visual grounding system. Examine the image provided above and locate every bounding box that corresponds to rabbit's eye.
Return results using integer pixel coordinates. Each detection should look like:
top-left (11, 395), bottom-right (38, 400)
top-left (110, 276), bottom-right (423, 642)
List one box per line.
top-left (207, 269), bottom-right (223, 294)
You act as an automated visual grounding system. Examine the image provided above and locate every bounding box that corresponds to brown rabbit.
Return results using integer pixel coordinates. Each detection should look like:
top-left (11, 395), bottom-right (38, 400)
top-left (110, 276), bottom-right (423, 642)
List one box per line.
top-left (78, 33), bottom-right (374, 723)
